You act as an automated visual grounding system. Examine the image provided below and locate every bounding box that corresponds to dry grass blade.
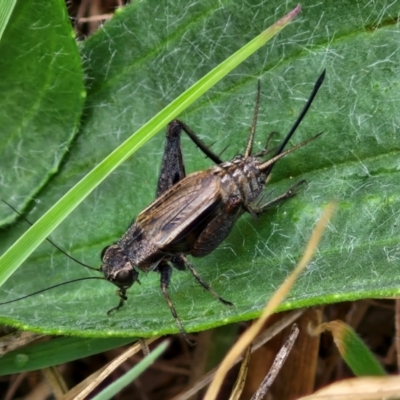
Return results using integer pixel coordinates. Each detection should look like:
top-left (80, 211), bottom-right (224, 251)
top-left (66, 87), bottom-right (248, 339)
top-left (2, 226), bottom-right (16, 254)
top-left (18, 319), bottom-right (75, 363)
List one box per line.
top-left (42, 367), bottom-right (68, 399)
top-left (138, 338), bottom-right (150, 356)
top-left (204, 202), bottom-right (336, 400)
top-left (173, 309), bottom-right (304, 400)
top-left (187, 330), bottom-right (213, 389)
top-left (250, 324), bottom-right (299, 400)
top-left (268, 308), bottom-right (322, 399)
top-left (230, 344), bottom-right (252, 400)
top-left (0, 331), bottom-right (46, 356)
top-left (395, 299), bottom-right (400, 372)
top-left (298, 376), bottom-right (400, 400)
top-left (61, 337), bottom-right (158, 400)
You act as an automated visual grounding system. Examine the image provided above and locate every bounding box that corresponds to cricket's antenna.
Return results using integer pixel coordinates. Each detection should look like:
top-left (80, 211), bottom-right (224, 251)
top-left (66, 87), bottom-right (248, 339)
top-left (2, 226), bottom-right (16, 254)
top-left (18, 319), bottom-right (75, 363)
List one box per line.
top-left (273, 70), bottom-right (326, 159)
top-left (2, 200), bottom-right (98, 272)
top-left (258, 132), bottom-right (323, 171)
top-left (0, 277), bottom-right (105, 306)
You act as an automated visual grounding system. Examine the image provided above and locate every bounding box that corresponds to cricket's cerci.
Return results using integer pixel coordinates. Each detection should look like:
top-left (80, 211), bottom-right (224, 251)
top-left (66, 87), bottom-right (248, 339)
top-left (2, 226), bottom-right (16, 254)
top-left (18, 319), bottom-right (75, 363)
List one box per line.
top-left (100, 71), bottom-right (326, 341)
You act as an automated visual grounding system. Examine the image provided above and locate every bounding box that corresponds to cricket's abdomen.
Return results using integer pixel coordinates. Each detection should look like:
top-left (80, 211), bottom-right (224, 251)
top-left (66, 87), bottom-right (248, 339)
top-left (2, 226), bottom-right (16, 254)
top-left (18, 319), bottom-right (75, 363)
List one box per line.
top-left (212, 156), bottom-right (267, 206)
top-left (189, 156), bottom-right (267, 257)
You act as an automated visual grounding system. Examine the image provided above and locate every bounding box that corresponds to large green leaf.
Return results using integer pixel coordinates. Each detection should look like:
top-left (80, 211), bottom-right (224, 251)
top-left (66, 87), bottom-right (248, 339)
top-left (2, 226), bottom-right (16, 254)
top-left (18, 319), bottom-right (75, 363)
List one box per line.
top-left (0, 0), bottom-right (400, 341)
top-left (0, 0), bottom-right (84, 225)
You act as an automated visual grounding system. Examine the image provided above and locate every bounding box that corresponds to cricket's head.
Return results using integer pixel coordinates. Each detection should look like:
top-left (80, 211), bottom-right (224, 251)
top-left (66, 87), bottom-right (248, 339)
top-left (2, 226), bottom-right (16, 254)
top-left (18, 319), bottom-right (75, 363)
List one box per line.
top-left (100, 244), bottom-right (139, 290)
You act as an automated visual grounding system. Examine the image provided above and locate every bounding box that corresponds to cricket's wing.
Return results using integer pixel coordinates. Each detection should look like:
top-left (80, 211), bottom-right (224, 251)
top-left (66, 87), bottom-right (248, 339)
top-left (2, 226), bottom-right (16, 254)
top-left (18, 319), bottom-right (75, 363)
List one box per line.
top-left (136, 171), bottom-right (223, 252)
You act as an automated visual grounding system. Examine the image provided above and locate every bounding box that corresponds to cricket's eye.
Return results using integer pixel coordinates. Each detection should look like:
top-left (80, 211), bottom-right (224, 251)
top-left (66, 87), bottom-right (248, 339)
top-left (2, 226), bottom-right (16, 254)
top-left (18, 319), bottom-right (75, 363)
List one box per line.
top-left (100, 245), bottom-right (110, 260)
top-left (115, 269), bottom-right (134, 287)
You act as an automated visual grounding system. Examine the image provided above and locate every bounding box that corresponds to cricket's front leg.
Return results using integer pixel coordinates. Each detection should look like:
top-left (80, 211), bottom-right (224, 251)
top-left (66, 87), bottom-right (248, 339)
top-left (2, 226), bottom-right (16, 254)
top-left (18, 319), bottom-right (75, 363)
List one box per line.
top-left (156, 120), bottom-right (187, 197)
top-left (158, 260), bottom-right (194, 345)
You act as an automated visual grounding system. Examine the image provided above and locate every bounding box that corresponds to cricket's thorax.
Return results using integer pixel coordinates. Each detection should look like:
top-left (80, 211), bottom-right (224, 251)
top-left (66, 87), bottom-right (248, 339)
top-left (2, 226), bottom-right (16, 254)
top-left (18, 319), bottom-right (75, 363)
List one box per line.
top-left (211, 156), bottom-right (267, 206)
top-left (107, 156), bottom-right (270, 272)
top-left (119, 224), bottom-right (164, 271)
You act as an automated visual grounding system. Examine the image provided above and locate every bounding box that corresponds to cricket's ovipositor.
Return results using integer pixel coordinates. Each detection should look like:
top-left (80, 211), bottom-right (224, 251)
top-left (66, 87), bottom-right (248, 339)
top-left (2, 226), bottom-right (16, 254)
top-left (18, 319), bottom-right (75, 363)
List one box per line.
top-left (1, 72), bottom-right (325, 342)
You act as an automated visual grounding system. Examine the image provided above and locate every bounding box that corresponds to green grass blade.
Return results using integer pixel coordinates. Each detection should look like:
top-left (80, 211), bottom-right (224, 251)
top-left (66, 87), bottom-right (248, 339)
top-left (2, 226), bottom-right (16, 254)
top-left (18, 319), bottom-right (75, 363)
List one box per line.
top-left (0, 0), bottom-right (16, 41)
top-left (91, 340), bottom-right (169, 400)
top-left (0, 5), bottom-right (301, 286)
top-left (321, 321), bottom-right (386, 376)
top-left (0, 337), bottom-right (136, 376)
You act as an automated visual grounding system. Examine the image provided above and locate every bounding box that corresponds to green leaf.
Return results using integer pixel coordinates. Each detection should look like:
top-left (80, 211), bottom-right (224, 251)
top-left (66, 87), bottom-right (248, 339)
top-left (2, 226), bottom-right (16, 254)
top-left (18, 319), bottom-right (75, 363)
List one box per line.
top-left (0, 0), bottom-right (85, 224)
top-left (320, 321), bottom-right (386, 376)
top-left (0, 0), bottom-right (400, 343)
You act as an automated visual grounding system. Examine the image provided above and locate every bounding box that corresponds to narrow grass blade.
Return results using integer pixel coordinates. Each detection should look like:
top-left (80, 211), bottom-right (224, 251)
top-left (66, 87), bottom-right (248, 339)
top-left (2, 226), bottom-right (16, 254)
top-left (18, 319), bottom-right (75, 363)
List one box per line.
top-left (91, 340), bottom-right (169, 400)
top-left (0, 5), bottom-right (301, 286)
top-left (0, 0), bottom-right (16, 40)
top-left (314, 320), bottom-right (386, 376)
top-left (0, 337), bottom-right (136, 376)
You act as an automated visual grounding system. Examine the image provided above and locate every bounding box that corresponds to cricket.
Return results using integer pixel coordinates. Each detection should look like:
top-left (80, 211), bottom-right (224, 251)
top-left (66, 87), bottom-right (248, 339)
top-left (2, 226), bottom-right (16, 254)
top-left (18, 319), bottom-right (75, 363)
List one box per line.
top-left (2, 71), bottom-right (325, 342)
top-left (101, 71), bottom-right (326, 341)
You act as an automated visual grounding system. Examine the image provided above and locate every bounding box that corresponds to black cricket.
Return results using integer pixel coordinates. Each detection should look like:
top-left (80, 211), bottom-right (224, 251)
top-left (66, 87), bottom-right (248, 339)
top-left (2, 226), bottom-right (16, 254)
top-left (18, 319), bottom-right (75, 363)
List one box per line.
top-left (2, 72), bottom-right (325, 343)
top-left (100, 71), bottom-right (325, 341)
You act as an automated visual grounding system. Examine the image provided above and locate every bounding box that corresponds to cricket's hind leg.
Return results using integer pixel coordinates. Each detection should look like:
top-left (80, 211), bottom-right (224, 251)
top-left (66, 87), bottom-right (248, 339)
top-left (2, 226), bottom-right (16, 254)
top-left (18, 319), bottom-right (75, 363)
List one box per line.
top-left (157, 120), bottom-right (224, 198)
top-left (171, 255), bottom-right (233, 307)
top-left (156, 121), bottom-right (187, 197)
top-left (177, 121), bottom-right (223, 164)
top-left (248, 180), bottom-right (307, 216)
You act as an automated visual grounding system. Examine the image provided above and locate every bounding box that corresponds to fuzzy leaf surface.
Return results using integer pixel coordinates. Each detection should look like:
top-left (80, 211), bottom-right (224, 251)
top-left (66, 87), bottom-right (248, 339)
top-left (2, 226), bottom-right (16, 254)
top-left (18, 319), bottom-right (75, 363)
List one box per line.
top-left (0, 0), bottom-right (84, 225)
top-left (0, 0), bottom-right (399, 338)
